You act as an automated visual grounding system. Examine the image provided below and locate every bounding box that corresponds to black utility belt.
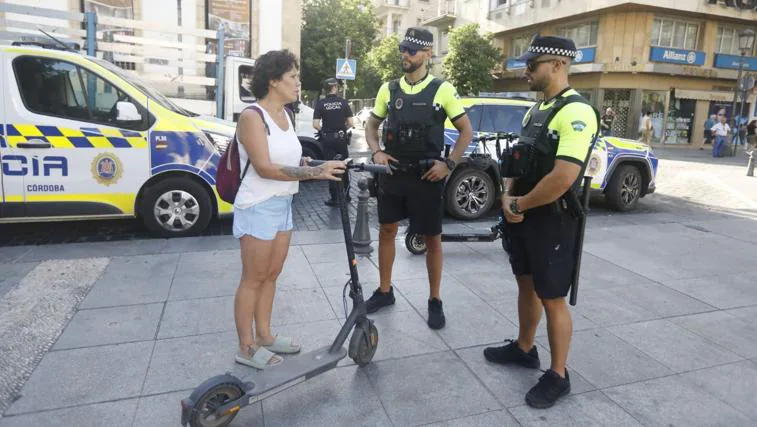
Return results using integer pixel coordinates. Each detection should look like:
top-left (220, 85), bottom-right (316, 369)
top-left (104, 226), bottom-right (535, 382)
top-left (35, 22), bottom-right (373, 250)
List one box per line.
top-left (322, 130), bottom-right (347, 138)
top-left (388, 158), bottom-right (441, 173)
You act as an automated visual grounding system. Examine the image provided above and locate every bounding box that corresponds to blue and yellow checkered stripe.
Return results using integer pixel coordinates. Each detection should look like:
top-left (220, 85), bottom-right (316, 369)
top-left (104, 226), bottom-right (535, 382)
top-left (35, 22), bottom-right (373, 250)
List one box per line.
top-left (0, 124), bottom-right (147, 149)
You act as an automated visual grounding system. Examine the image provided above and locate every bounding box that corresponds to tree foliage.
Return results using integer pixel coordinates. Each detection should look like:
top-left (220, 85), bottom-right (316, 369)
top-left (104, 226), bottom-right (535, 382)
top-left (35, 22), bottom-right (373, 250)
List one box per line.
top-left (365, 33), bottom-right (403, 83)
top-left (442, 24), bottom-right (503, 96)
top-left (300, 0), bottom-right (378, 97)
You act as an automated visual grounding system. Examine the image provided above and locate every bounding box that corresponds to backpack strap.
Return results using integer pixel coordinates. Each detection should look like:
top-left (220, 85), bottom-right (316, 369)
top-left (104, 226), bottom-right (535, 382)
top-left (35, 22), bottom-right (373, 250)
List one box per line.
top-left (234, 104), bottom-right (270, 181)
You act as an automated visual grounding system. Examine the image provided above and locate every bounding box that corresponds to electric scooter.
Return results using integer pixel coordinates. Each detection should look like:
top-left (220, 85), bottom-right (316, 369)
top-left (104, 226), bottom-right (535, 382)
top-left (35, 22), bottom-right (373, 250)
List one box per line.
top-left (180, 159), bottom-right (390, 427)
top-left (404, 132), bottom-right (518, 255)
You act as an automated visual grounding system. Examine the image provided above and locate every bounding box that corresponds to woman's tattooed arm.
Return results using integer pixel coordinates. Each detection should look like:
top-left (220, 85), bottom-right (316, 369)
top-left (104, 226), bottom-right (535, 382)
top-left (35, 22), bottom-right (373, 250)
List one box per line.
top-left (278, 165), bottom-right (324, 180)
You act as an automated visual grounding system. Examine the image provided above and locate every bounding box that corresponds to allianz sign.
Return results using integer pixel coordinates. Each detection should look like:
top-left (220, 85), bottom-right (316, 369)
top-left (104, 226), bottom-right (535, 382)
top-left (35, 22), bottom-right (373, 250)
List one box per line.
top-left (663, 50), bottom-right (697, 63)
top-left (707, 0), bottom-right (757, 10)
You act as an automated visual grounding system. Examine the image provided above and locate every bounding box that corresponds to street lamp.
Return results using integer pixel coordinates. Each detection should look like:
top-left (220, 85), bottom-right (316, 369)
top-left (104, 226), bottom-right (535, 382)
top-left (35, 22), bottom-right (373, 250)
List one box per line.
top-left (729, 28), bottom-right (755, 155)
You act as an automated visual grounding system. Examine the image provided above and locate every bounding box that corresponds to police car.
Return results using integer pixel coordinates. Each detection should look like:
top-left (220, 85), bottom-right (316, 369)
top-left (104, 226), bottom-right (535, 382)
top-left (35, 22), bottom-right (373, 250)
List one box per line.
top-left (443, 96), bottom-right (658, 220)
top-left (0, 41), bottom-right (248, 237)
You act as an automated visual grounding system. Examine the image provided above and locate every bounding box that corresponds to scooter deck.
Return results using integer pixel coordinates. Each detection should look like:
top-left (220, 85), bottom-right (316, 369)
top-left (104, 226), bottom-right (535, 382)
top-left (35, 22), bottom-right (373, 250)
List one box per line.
top-left (241, 345), bottom-right (348, 399)
top-left (441, 232), bottom-right (498, 242)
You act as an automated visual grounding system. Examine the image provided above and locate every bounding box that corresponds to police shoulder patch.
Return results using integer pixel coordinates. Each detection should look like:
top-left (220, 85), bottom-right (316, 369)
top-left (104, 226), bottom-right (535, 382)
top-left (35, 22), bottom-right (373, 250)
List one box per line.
top-left (571, 120), bottom-right (587, 132)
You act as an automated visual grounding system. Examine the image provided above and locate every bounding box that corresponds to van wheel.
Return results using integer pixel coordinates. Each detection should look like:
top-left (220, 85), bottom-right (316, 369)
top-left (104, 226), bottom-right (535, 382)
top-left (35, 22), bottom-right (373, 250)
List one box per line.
top-left (141, 178), bottom-right (213, 237)
top-left (445, 169), bottom-right (495, 220)
top-left (605, 165), bottom-right (642, 212)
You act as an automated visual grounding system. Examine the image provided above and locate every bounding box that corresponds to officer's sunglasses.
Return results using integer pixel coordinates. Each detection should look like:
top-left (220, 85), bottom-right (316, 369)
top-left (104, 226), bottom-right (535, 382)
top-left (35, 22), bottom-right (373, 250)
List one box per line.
top-left (399, 46), bottom-right (428, 56)
top-left (526, 58), bottom-right (561, 72)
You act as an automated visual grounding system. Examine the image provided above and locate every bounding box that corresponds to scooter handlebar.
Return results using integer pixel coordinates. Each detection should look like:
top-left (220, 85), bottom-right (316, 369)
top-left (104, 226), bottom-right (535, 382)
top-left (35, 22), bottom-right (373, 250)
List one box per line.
top-left (357, 163), bottom-right (391, 174)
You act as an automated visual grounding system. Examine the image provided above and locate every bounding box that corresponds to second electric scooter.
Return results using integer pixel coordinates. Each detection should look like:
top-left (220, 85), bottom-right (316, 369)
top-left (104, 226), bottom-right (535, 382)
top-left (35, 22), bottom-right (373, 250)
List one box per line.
top-left (180, 159), bottom-right (390, 427)
top-left (404, 132), bottom-right (518, 255)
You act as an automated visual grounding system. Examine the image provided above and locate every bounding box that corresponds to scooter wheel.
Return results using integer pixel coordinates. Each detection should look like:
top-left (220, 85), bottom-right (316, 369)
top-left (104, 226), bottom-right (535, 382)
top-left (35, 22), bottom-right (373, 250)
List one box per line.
top-left (405, 233), bottom-right (427, 255)
top-left (189, 383), bottom-right (243, 427)
top-left (349, 323), bottom-right (379, 366)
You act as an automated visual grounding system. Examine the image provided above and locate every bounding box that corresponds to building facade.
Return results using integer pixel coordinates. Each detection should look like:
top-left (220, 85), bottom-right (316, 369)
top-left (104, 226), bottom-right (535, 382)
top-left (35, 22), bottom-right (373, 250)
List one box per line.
top-left (489, 0), bottom-right (757, 145)
top-left (374, 0), bottom-right (441, 40)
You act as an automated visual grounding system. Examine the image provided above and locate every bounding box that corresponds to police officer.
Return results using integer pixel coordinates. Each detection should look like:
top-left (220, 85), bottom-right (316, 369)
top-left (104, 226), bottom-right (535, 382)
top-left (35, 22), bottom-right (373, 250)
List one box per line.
top-left (313, 78), bottom-right (354, 205)
top-left (482, 36), bottom-right (599, 408)
top-left (363, 27), bottom-right (473, 329)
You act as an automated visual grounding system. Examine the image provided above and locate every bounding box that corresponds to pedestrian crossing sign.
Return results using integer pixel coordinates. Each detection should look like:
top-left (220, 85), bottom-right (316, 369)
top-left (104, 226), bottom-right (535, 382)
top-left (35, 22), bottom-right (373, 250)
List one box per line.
top-left (336, 58), bottom-right (356, 80)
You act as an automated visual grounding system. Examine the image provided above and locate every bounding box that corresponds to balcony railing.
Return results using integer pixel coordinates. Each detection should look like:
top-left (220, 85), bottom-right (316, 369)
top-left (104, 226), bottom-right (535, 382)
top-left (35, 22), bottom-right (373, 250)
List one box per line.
top-left (422, 0), bottom-right (457, 27)
top-left (376, 0), bottom-right (410, 9)
top-left (438, 0), bottom-right (456, 16)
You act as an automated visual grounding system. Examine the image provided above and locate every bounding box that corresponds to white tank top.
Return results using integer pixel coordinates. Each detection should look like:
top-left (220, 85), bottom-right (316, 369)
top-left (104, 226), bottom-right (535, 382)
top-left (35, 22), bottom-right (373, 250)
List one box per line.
top-left (234, 104), bottom-right (302, 209)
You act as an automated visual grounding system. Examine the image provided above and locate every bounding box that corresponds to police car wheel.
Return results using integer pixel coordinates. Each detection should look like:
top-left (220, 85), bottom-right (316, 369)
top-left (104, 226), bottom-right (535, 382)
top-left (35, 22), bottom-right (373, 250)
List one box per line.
top-left (606, 165), bottom-right (642, 212)
top-left (141, 178), bottom-right (213, 237)
top-left (445, 169), bottom-right (495, 220)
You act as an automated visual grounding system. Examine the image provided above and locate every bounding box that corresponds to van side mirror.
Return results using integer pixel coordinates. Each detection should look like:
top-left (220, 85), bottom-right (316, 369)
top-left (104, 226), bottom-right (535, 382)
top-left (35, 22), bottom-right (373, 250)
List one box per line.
top-left (116, 101), bottom-right (142, 122)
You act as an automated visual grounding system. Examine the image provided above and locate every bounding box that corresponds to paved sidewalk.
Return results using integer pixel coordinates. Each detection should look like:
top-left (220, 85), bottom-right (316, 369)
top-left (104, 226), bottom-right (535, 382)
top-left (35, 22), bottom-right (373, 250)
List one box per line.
top-left (1, 209), bottom-right (757, 426)
top-left (1, 143), bottom-right (757, 426)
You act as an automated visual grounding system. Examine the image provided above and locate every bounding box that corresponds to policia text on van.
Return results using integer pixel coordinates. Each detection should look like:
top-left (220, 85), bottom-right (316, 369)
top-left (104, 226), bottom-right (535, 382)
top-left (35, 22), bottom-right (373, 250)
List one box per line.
top-left (0, 40), bottom-right (248, 237)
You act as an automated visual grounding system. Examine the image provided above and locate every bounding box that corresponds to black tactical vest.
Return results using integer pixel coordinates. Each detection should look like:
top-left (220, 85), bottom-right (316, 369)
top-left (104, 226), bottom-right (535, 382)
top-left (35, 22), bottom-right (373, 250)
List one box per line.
top-left (513, 91), bottom-right (599, 197)
top-left (382, 77), bottom-right (447, 160)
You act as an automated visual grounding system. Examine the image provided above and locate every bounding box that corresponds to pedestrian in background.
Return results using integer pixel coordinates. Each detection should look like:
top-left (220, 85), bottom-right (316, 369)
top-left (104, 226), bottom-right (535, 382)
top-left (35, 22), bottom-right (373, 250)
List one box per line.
top-left (711, 115), bottom-right (730, 158)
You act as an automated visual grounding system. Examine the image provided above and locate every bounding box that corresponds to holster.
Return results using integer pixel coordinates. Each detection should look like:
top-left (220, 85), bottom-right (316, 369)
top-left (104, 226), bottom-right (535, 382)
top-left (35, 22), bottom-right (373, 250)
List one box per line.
top-left (561, 188), bottom-right (586, 220)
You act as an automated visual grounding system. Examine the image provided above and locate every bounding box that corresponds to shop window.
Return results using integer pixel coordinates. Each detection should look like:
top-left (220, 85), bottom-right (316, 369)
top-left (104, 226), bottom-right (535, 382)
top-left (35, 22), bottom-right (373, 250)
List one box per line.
top-left (651, 18), bottom-right (699, 50)
top-left (664, 95), bottom-right (695, 145)
top-left (716, 26), bottom-right (757, 56)
top-left (641, 91), bottom-right (666, 143)
top-left (557, 21), bottom-right (598, 48)
top-left (602, 89), bottom-right (631, 138)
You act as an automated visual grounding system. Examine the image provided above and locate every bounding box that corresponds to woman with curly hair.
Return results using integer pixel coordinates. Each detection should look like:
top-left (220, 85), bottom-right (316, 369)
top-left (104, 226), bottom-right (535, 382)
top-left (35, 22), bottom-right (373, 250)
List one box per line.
top-left (232, 49), bottom-right (346, 369)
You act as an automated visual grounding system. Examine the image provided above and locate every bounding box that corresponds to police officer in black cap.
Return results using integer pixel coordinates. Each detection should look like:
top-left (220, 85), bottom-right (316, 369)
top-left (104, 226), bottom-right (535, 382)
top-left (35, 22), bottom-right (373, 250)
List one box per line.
top-left (313, 77), bottom-right (355, 205)
top-left (363, 27), bottom-right (473, 329)
top-left (483, 36), bottom-right (599, 408)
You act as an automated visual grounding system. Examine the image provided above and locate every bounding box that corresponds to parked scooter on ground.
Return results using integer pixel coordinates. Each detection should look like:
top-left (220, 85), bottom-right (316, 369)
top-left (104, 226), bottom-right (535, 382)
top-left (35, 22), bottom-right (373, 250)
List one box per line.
top-left (404, 132), bottom-right (518, 255)
top-left (180, 158), bottom-right (390, 427)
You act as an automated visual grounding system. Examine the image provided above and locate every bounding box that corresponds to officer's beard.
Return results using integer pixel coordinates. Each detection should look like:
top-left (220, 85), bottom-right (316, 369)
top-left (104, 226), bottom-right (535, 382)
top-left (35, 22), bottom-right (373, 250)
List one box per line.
top-left (401, 58), bottom-right (422, 74)
top-left (528, 76), bottom-right (547, 92)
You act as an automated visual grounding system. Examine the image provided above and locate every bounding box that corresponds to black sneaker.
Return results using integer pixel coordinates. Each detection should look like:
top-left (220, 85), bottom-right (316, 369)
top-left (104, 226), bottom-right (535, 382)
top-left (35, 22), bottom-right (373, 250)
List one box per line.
top-left (483, 339), bottom-right (540, 369)
top-left (324, 199), bottom-right (337, 207)
top-left (427, 298), bottom-right (445, 329)
top-left (366, 287), bottom-right (395, 313)
top-left (525, 369), bottom-right (571, 409)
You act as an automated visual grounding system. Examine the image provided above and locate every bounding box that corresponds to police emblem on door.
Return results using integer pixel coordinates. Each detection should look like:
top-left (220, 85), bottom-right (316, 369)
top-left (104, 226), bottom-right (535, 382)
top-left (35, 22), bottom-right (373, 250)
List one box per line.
top-left (91, 153), bottom-right (123, 186)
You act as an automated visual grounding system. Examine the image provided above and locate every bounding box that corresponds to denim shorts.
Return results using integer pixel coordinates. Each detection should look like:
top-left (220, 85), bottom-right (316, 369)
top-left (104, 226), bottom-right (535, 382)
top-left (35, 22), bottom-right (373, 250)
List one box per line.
top-left (232, 195), bottom-right (294, 240)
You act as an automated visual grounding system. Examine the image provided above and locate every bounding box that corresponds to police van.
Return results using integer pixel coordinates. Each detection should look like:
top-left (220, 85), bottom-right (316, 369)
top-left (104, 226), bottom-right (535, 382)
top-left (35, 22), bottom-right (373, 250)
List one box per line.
top-left (0, 41), bottom-right (286, 237)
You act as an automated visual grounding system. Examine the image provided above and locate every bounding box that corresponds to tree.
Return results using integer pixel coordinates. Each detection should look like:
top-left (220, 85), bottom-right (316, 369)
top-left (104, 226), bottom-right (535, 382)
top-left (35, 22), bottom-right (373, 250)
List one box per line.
top-left (442, 24), bottom-right (503, 96)
top-left (365, 33), bottom-right (403, 83)
top-left (350, 33), bottom-right (403, 99)
top-left (300, 0), bottom-right (378, 97)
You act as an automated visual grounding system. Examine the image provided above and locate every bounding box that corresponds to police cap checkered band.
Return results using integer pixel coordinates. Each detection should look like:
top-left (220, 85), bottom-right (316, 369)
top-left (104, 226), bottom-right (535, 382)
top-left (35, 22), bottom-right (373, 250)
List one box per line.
top-left (528, 45), bottom-right (577, 58)
top-left (400, 27), bottom-right (433, 50)
top-left (516, 35), bottom-right (578, 62)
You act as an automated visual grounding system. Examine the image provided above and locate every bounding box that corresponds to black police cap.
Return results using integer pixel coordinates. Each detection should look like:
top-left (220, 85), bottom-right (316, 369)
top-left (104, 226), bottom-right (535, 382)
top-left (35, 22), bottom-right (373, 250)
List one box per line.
top-left (517, 36), bottom-right (578, 62)
top-left (399, 27), bottom-right (433, 50)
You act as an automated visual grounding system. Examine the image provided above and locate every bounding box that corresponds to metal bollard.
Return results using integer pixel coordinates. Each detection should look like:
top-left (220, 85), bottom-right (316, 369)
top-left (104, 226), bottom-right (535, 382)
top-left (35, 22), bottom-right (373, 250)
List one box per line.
top-left (352, 177), bottom-right (374, 255)
top-left (747, 149), bottom-right (756, 177)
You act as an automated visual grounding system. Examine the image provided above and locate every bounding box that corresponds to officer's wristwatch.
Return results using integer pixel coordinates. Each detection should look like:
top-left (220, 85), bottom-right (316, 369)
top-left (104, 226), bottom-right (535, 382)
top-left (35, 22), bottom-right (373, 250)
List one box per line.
top-left (510, 198), bottom-right (523, 215)
top-left (444, 158), bottom-right (456, 170)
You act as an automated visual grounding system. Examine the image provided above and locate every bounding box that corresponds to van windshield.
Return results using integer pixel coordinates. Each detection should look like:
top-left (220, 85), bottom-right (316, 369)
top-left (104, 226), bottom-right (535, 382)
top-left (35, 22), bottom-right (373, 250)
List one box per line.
top-left (90, 57), bottom-right (199, 117)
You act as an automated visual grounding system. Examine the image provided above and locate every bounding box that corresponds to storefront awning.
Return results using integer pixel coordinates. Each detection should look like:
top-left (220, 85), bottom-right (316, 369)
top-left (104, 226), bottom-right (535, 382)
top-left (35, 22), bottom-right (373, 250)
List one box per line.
top-left (675, 89), bottom-right (737, 102)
